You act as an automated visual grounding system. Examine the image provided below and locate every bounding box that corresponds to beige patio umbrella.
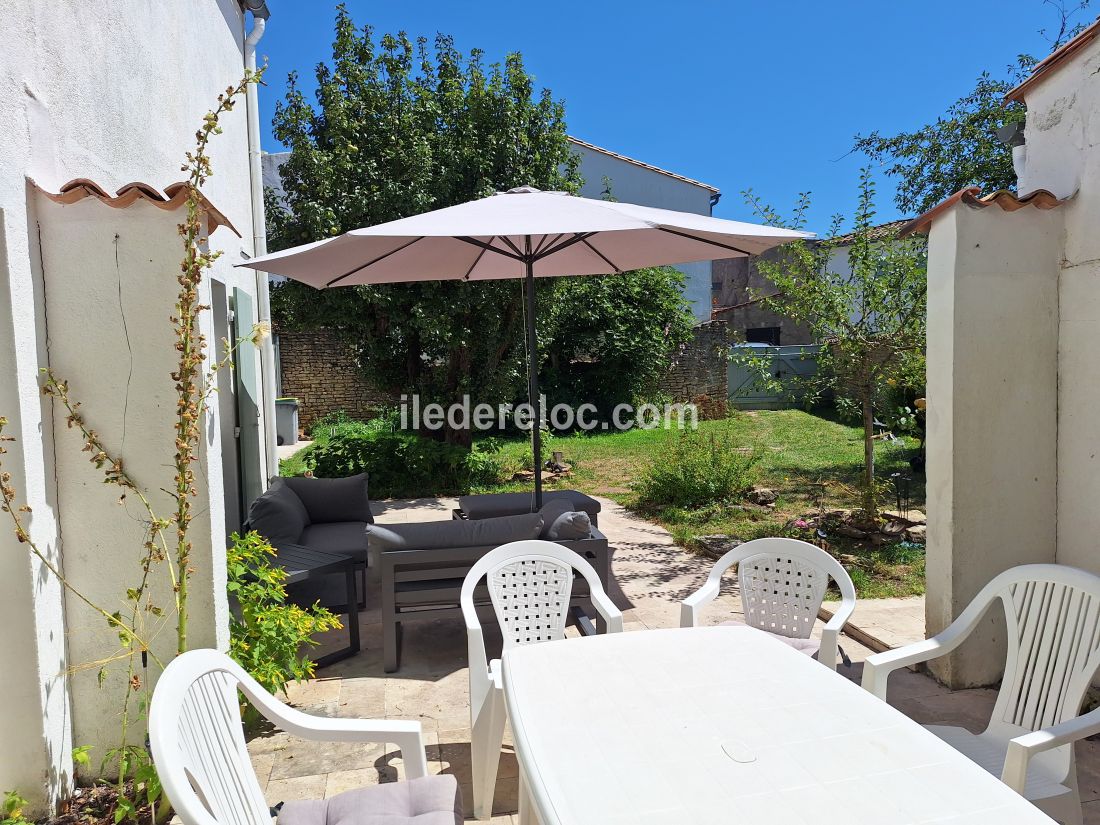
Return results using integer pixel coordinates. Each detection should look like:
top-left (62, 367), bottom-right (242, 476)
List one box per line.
top-left (239, 186), bottom-right (810, 506)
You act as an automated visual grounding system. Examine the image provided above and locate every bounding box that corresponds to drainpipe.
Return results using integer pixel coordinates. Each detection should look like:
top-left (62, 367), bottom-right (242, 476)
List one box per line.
top-left (242, 0), bottom-right (278, 483)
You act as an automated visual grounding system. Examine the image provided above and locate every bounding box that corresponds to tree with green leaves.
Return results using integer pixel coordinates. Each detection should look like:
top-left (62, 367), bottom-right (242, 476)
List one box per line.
top-left (854, 0), bottom-right (1092, 215)
top-left (852, 66), bottom-right (1029, 216)
top-left (540, 266), bottom-right (693, 419)
top-left (268, 7), bottom-right (581, 445)
top-left (742, 171), bottom-right (927, 517)
top-left (269, 6), bottom-right (694, 444)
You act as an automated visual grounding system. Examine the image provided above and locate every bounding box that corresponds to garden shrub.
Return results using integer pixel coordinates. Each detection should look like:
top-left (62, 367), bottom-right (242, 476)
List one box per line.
top-left (2, 792), bottom-right (30, 825)
top-left (305, 430), bottom-right (506, 497)
top-left (227, 531), bottom-right (342, 699)
top-left (309, 407), bottom-right (399, 441)
top-left (634, 426), bottom-right (759, 509)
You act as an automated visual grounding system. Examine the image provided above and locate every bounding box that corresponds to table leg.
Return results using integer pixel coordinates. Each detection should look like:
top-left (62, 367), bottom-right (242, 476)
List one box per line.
top-left (517, 767), bottom-right (538, 825)
top-left (345, 565), bottom-right (360, 654)
top-left (312, 567), bottom-right (360, 668)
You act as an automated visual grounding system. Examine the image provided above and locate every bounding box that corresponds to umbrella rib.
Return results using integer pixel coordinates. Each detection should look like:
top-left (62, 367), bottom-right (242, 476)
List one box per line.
top-left (455, 236), bottom-right (524, 262)
top-left (581, 236), bottom-right (623, 273)
top-left (657, 227), bottom-right (754, 256)
top-left (325, 237), bottom-right (423, 287)
top-left (532, 233), bottom-right (562, 257)
top-left (461, 237), bottom-right (492, 281)
top-left (537, 232), bottom-right (596, 260)
top-left (499, 236), bottom-right (525, 258)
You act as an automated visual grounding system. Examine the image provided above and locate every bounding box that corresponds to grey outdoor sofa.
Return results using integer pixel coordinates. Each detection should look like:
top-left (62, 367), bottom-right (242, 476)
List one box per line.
top-left (371, 503), bottom-right (610, 672)
top-left (454, 489), bottom-right (601, 525)
top-left (245, 473), bottom-right (372, 608)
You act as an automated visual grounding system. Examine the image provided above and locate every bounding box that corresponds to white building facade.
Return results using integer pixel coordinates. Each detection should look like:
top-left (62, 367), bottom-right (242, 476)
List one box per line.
top-left (568, 137), bottom-right (720, 321)
top-left (914, 20), bottom-right (1100, 688)
top-left (0, 0), bottom-right (275, 809)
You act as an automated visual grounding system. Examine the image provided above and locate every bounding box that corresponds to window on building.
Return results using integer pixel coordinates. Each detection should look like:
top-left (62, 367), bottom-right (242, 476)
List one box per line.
top-left (745, 326), bottom-right (781, 346)
top-left (711, 280), bottom-right (723, 291)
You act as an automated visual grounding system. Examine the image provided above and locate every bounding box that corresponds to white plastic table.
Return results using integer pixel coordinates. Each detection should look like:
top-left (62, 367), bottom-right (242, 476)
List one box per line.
top-left (502, 626), bottom-right (1055, 825)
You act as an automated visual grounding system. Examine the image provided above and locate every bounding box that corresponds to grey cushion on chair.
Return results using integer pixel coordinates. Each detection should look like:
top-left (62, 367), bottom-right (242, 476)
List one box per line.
top-left (537, 500), bottom-right (572, 537)
top-left (278, 774), bottom-right (462, 825)
top-left (719, 619), bottom-right (821, 656)
top-left (367, 513), bottom-right (543, 551)
top-left (248, 480), bottom-right (311, 546)
top-left (300, 523), bottom-right (369, 563)
top-left (538, 500), bottom-right (591, 541)
top-left (284, 473), bottom-right (373, 524)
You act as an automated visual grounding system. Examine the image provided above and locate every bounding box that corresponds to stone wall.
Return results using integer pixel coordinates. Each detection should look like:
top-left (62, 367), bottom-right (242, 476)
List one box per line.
top-left (658, 319), bottom-right (732, 401)
top-left (711, 254), bottom-right (814, 345)
top-left (276, 327), bottom-right (395, 429)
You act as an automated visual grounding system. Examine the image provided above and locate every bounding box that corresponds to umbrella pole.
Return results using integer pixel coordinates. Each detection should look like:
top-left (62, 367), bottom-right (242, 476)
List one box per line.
top-left (523, 251), bottom-right (543, 511)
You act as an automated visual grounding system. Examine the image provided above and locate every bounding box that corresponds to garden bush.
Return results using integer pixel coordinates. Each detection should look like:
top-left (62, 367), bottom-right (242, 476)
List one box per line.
top-left (305, 430), bottom-right (506, 497)
top-left (634, 426), bottom-right (759, 509)
top-left (308, 407), bottom-right (399, 441)
top-left (227, 531), bottom-right (342, 699)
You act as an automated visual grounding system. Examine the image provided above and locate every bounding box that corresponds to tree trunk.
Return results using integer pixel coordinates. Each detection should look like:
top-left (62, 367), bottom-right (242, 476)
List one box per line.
top-left (862, 391), bottom-right (876, 517)
top-left (445, 425), bottom-right (472, 448)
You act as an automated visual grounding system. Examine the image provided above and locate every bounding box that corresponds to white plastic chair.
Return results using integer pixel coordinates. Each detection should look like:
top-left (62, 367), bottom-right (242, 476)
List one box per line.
top-left (680, 536), bottom-right (857, 670)
top-left (461, 539), bottom-right (624, 820)
top-left (862, 564), bottom-right (1100, 825)
top-left (149, 649), bottom-right (453, 825)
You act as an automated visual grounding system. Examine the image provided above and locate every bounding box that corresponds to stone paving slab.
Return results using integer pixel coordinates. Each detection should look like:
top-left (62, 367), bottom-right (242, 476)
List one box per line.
top-left (245, 494), bottom-right (1100, 823)
top-left (823, 594), bottom-right (927, 651)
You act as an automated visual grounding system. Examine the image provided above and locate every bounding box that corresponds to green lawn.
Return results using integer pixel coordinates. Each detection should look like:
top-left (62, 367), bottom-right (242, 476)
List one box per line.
top-left (489, 410), bottom-right (926, 598)
top-left (282, 409), bottom-right (926, 598)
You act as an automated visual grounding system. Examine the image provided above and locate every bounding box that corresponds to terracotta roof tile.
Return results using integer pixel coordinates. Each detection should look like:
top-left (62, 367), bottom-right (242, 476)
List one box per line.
top-left (899, 186), bottom-right (1068, 236)
top-left (31, 178), bottom-right (241, 237)
top-left (568, 136), bottom-right (721, 194)
top-left (828, 219), bottom-right (910, 246)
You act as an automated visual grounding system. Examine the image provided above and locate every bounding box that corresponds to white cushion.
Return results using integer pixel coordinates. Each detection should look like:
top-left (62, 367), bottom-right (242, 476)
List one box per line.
top-left (719, 619), bottom-right (820, 656)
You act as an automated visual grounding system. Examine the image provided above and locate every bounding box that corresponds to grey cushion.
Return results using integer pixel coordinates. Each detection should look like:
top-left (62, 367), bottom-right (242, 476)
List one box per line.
top-left (368, 513), bottom-right (542, 551)
top-left (537, 499), bottom-right (573, 538)
top-left (278, 774), bottom-right (461, 825)
top-left (719, 620), bottom-right (821, 656)
top-left (284, 474), bottom-right (373, 524)
top-left (299, 522), bottom-right (369, 562)
top-left (546, 510), bottom-right (591, 541)
top-left (248, 480), bottom-right (310, 546)
top-left (458, 490), bottom-right (600, 520)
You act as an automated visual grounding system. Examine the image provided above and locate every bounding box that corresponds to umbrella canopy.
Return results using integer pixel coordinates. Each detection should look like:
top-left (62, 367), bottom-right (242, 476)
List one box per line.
top-left (240, 186), bottom-right (811, 507)
top-left (243, 186), bottom-right (810, 286)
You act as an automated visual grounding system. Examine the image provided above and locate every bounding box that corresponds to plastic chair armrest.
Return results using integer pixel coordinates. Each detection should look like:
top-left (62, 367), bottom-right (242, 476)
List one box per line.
top-left (816, 593), bottom-right (857, 671)
top-left (591, 590), bottom-right (625, 633)
top-left (862, 638), bottom-right (954, 700)
top-left (1002, 706), bottom-right (1100, 793)
top-left (680, 580), bottom-right (720, 628)
top-left (861, 593), bottom-right (998, 700)
top-left (239, 682), bottom-right (429, 778)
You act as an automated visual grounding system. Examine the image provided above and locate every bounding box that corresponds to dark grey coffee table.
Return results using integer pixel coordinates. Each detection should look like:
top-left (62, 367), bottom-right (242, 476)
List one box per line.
top-left (279, 545), bottom-right (361, 667)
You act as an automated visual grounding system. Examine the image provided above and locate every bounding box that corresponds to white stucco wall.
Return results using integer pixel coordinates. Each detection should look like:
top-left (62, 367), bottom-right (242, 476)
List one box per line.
top-left (1017, 34), bottom-right (1100, 573)
top-left (34, 195), bottom-right (236, 761)
top-left (0, 0), bottom-right (266, 808)
top-left (570, 141), bottom-right (717, 320)
top-left (923, 204), bottom-right (1061, 687)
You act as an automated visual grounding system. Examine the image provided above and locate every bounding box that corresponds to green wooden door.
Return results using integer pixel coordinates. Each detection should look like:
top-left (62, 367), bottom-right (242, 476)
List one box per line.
top-left (233, 288), bottom-right (264, 511)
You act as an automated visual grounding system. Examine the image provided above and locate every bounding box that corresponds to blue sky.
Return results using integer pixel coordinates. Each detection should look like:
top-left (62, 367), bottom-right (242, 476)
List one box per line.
top-left (257, 1), bottom-right (1078, 233)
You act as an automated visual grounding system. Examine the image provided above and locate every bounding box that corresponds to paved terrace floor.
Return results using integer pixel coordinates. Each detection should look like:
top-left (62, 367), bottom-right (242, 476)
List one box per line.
top-left (248, 496), bottom-right (1100, 823)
